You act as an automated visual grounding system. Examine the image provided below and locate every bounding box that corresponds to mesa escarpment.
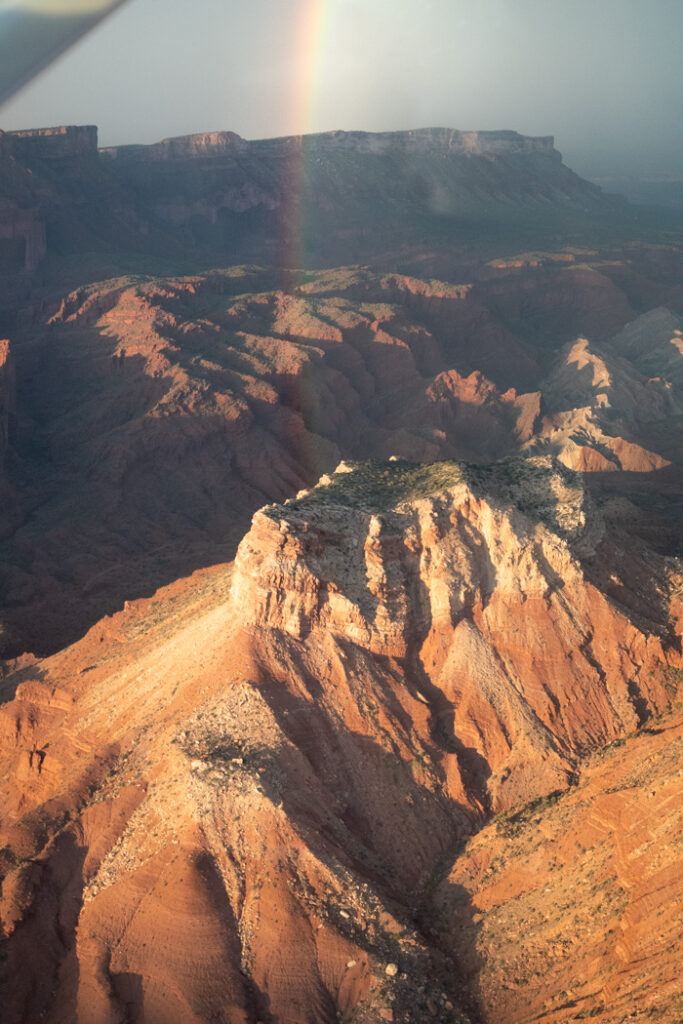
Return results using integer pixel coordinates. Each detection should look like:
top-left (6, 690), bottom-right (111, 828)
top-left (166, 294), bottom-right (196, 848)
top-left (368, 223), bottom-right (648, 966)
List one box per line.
top-left (0, 339), bottom-right (14, 458)
top-left (6, 124), bottom-right (99, 161)
top-left (0, 122), bottom-right (633, 292)
top-left (0, 202), bottom-right (45, 274)
top-left (234, 457), bottom-right (678, 811)
top-left (0, 340), bottom-right (18, 536)
top-left (99, 127), bottom-right (614, 264)
top-left (0, 123), bottom-right (149, 307)
top-left (0, 457), bottom-right (680, 1024)
top-left (101, 128), bottom-right (560, 162)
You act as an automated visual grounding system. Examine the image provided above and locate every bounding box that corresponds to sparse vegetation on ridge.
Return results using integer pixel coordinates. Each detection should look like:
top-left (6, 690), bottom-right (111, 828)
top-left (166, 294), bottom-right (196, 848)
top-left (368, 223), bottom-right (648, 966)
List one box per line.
top-left (267, 453), bottom-right (589, 539)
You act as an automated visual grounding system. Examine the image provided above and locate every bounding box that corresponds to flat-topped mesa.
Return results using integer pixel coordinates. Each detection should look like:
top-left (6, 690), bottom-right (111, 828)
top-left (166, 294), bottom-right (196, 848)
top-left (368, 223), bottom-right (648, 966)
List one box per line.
top-left (258, 127), bottom-right (561, 159)
top-left (6, 125), bottom-right (98, 160)
top-left (232, 457), bottom-right (600, 655)
top-left (100, 130), bottom-right (247, 162)
top-left (231, 455), bottom-right (676, 809)
top-left (100, 126), bottom-right (560, 162)
top-left (0, 123), bottom-right (611, 273)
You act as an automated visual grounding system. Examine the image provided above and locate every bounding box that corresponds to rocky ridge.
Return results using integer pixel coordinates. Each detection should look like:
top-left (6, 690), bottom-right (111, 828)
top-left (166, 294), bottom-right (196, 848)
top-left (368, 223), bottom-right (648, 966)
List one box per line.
top-left (0, 454), bottom-right (681, 1023)
top-left (437, 705), bottom-right (683, 1024)
top-left (1, 257), bottom-right (682, 656)
top-left (235, 456), bottom-right (678, 810)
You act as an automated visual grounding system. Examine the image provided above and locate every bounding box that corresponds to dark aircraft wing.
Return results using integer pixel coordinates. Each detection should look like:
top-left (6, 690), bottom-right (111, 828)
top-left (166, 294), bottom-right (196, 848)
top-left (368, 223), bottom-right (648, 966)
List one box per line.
top-left (0, 0), bottom-right (130, 106)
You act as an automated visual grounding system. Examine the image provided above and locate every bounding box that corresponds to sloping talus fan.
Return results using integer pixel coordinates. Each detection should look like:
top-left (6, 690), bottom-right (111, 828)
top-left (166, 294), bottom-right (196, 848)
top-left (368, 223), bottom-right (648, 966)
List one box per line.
top-left (0, 0), bottom-right (130, 106)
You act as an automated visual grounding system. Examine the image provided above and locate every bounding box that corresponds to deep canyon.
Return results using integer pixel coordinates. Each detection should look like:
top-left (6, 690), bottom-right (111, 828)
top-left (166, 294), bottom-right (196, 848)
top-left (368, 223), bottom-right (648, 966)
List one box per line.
top-left (0, 124), bottom-right (682, 1024)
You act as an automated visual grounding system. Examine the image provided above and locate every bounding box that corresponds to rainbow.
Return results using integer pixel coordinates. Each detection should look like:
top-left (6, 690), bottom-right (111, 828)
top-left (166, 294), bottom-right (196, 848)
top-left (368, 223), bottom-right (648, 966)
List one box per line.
top-left (291, 0), bottom-right (328, 138)
top-left (280, 0), bottom-right (329, 270)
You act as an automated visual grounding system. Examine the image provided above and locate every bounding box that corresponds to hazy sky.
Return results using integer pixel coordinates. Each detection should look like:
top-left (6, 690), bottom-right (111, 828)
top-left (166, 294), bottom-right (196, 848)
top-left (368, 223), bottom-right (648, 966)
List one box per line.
top-left (1, 0), bottom-right (682, 178)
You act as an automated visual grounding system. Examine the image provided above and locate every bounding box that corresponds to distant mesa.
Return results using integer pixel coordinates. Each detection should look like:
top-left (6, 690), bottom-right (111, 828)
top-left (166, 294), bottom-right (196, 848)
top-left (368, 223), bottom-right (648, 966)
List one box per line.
top-left (0, 122), bottom-right (560, 164)
top-left (100, 129), bottom-right (247, 162)
top-left (100, 126), bottom-right (561, 162)
top-left (3, 123), bottom-right (98, 159)
top-left (0, 122), bottom-right (614, 294)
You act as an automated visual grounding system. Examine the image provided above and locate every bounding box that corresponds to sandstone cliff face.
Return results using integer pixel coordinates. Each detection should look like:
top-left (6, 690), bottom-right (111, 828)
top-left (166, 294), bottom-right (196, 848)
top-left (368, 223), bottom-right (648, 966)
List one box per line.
top-left (233, 458), bottom-right (677, 812)
top-left (0, 339), bottom-right (19, 536)
top-left (0, 124), bottom-right (153, 281)
top-left (100, 130), bottom-right (248, 162)
top-left (102, 128), bottom-right (560, 162)
top-left (0, 128), bottom-right (99, 249)
top-left (99, 127), bottom-right (611, 264)
top-left (0, 457), bottom-right (680, 1024)
top-left (0, 132), bottom-right (48, 286)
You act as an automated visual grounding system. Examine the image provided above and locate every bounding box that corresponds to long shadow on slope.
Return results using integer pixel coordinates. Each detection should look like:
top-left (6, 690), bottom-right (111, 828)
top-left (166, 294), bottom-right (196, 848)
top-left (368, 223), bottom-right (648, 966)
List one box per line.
top-left (585, 465), bottom-right (683, 558)
top-left (253, 661), bottom-right (472, 892)
top-left (4, 291), bottom-right (406, 656)
top-left (0, 827), bottom-right (88, 1024)
top-left (400, 503), bottom-right (495, 816)
top-left (576, 466), bottom-right (683, 648)
top-left (426, 878), bottom-right (487, 1024)
top-left (248, 673), bottom-right (485, 1019)
top-left (0, 320), bottom-right (332, 656)
top-left (0, 662), bottom-right (46, 704)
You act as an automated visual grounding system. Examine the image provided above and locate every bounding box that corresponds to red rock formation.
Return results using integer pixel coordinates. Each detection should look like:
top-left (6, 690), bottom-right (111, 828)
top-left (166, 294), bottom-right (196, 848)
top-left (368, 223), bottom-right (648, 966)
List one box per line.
top-left (1, 261), bottom-right (681, 657)
top-left (233, 458), bottom-right (677, 811)
top-left (0, 123), bottom-right (682, 1024)
top-left (0, 457), bottom-right (680, 1024)
top-left (437, 705), bottom-right (683, 1024)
